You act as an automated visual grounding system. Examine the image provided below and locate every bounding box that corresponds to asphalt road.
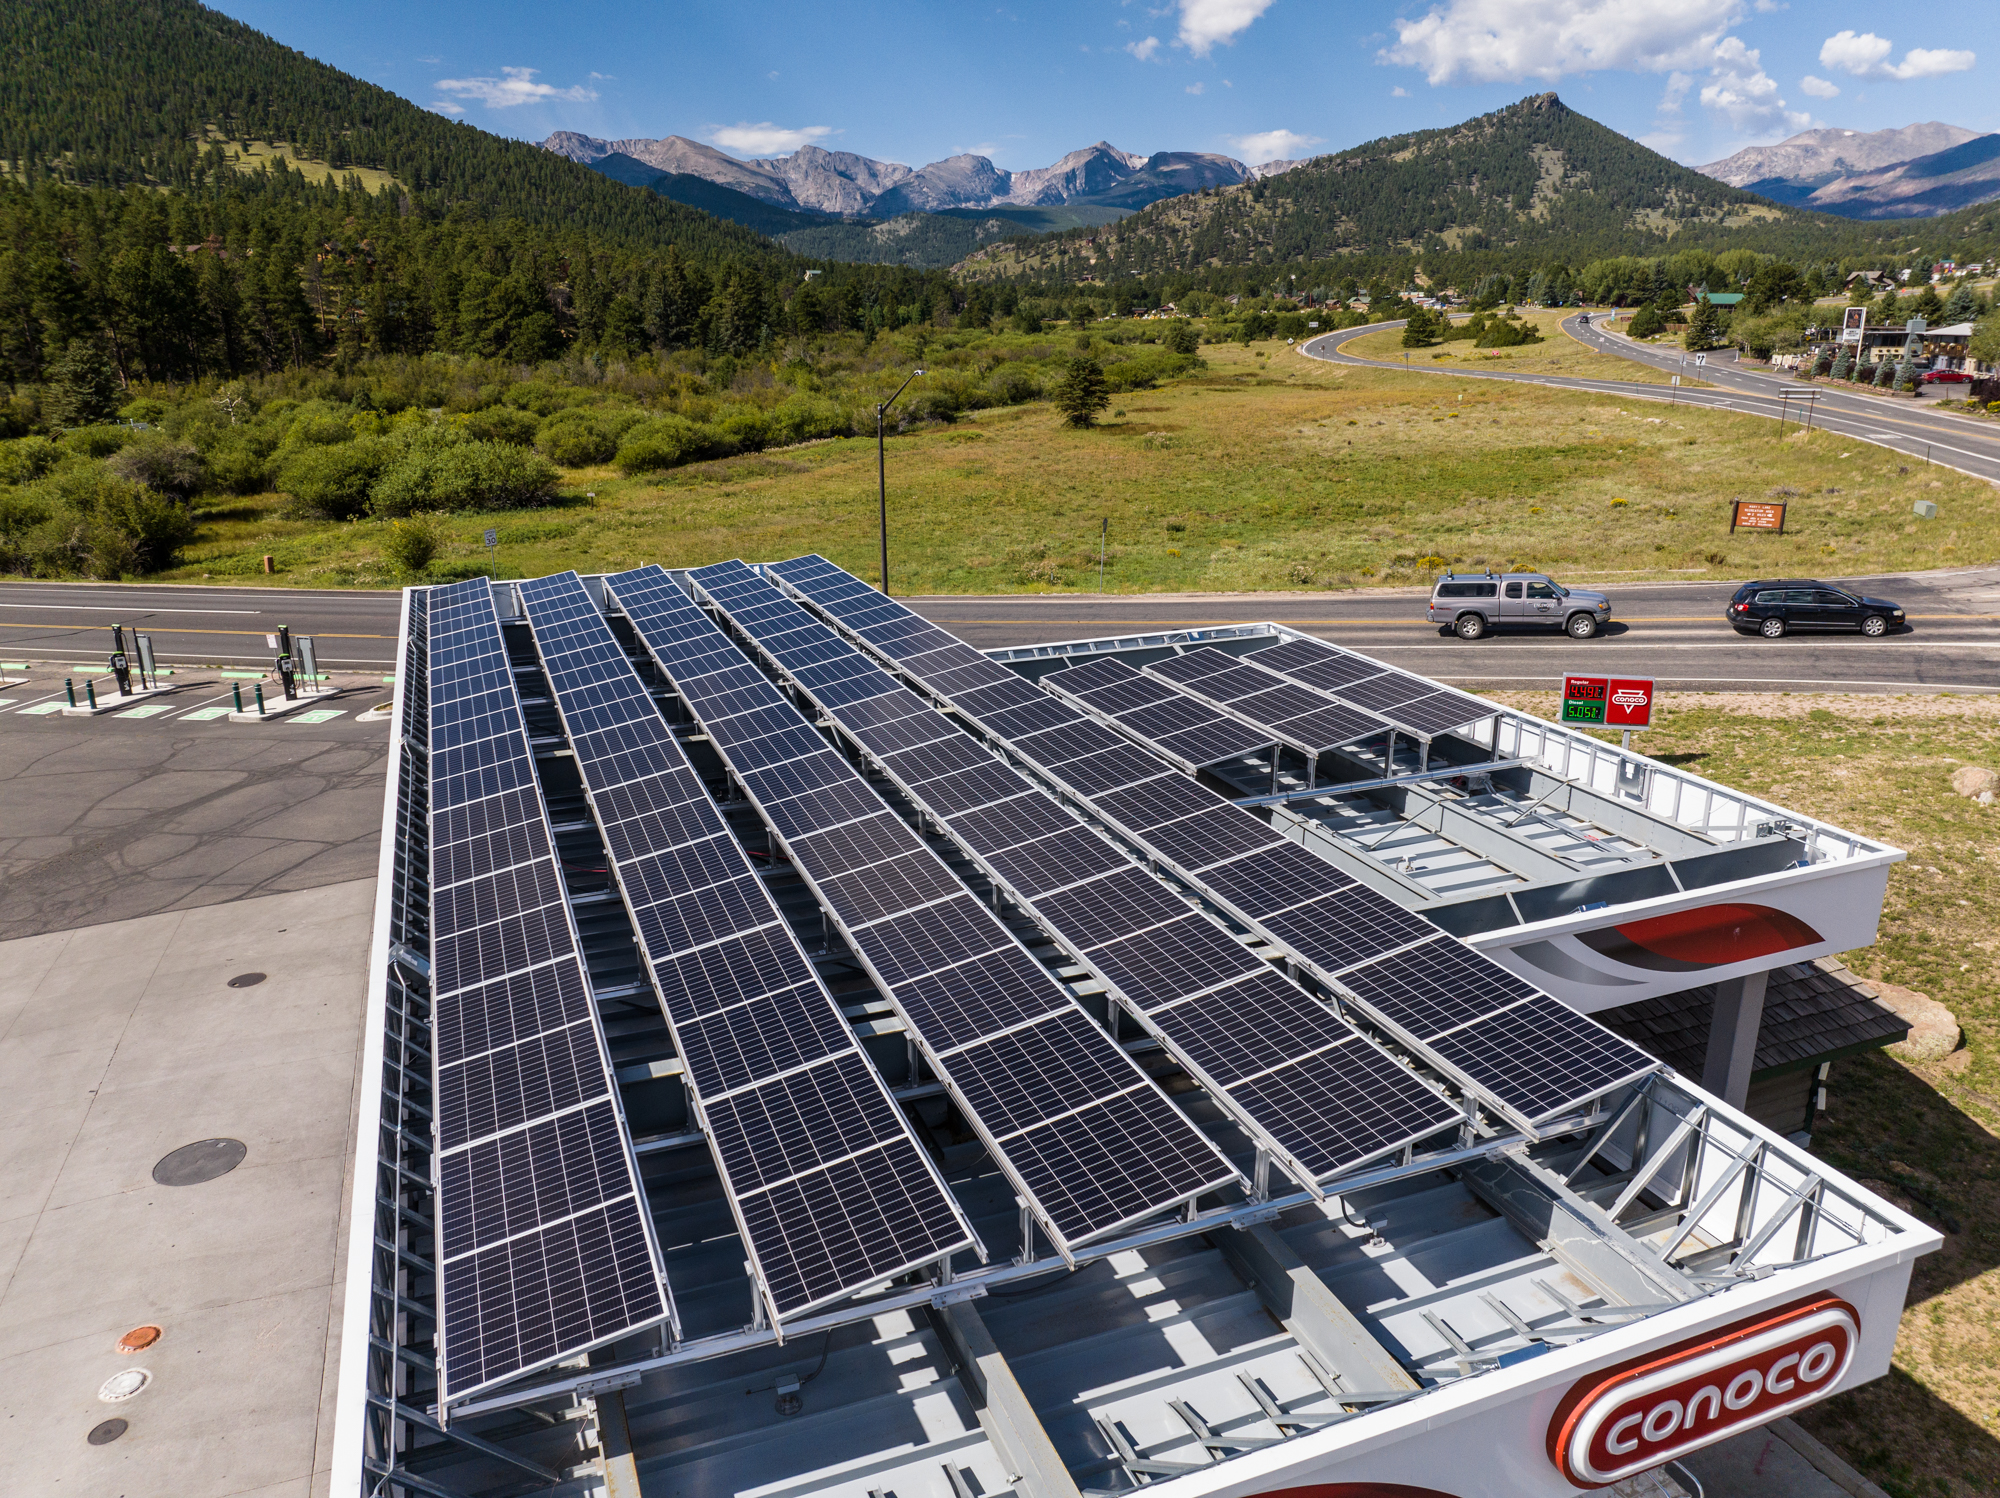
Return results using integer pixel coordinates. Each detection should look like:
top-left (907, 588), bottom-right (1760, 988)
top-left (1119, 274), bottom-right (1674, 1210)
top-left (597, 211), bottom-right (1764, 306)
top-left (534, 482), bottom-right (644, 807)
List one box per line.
top-left (4, 567), bottom-right (1998, 695)
top-left (0, 579), bottom-right (405, 672)
top-left (1302, 315), bottom-right (2000, 485)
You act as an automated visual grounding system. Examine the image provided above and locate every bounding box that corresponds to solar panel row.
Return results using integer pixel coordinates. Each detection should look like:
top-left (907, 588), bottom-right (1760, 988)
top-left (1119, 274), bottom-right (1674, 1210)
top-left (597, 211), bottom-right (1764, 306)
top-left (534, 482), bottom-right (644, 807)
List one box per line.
top-left (1244, 635), bottom-right (1495, 740)
top-left (423, 577), bottom-right (669, 1404)
top-left (1117, 651), bottom-right (1388, 755)
top-left (604, 565), bottom-right (1239, 1255)
top-left (514, 571), bottom-right (973, 1324)
top-left (685, 563), bottom-right (1464, 1189)
top-left (768, 556), bottom-right (1659, 1131)
top-left (1039, 655), bottom-right (1279, 770)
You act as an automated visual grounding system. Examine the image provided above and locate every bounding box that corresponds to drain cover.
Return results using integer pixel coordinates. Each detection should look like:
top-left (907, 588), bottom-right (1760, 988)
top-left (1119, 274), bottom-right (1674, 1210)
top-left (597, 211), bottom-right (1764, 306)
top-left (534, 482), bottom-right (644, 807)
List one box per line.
top-left (87, 1418), bottom-right (128, 1445)
top-left (152, 1138), bottom-right (246, 1186)
top-left (227, 972), bottom-right (266, 988)
top-left (118, 1325), bottom-right (161, 1354)
top-left (98, 1368), bottom-right (150, 1403)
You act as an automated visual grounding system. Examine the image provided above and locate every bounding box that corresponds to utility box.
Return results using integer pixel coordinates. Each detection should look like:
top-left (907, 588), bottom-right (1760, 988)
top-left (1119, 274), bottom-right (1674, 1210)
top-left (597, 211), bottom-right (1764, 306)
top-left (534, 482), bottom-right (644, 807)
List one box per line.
top-left (1913, 499), bottom-right (1938, 519)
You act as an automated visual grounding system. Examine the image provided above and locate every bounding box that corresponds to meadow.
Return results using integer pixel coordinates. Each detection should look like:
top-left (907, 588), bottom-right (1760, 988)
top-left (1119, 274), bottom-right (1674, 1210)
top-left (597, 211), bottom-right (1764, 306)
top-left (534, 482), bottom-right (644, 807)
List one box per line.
top-left (162, 337), bottom-right (1996, 593)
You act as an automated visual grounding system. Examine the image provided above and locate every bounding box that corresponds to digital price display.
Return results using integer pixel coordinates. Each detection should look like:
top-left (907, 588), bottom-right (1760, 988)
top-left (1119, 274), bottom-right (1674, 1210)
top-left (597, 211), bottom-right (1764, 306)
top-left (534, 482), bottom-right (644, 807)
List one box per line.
top-left (1562, 675), bottom-right (1654, 729)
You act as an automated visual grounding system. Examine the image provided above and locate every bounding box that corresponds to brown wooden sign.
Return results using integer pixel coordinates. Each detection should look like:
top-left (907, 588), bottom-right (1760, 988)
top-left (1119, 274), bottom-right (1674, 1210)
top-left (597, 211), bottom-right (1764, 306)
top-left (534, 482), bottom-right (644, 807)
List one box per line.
top-left (1731, 500), bottom-right (1787, 533)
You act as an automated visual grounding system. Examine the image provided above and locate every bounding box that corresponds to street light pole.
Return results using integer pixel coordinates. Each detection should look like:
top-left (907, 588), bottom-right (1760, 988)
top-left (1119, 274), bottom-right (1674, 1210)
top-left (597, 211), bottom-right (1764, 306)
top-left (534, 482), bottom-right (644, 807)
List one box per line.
top-left (876, 367), bottom-right (924, 595)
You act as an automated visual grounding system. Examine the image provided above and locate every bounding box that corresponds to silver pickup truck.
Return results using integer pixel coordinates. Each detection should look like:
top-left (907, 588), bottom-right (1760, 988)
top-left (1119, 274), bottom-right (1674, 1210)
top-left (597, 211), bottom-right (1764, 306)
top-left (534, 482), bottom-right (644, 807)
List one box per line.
top-left (1427, 571), bottom-right (1611, 640)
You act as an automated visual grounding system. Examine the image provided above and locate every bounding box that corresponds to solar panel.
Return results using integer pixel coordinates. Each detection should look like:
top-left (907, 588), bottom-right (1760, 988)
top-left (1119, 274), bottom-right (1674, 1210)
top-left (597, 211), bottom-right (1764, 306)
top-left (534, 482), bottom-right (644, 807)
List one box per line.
top-left (607, 564), bottom-right (1237, 1253)
top-left (423, 578), bottom-right (670, 1403)
top-left (770, 557), bottom-right (1662, 1131)
top-left (697, 564), bottom-right (1464, 1188)
top-left (1244, 635), bottom-right (1495, 739)
top-left (1043, 657), bottom-right (1275, 771)
top-left (514, 572), bottom-right (973, 1327)
top-left (1119, 649), bottom-right (1390, 756)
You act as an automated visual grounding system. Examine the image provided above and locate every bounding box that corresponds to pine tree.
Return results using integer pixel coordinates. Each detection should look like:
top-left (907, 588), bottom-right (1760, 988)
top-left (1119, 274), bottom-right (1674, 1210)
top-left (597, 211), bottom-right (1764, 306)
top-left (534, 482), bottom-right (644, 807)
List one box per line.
top-left (45, 338), bottom-right (119, 425)
top-left (1053, 354), bottom-right (1110, 428)
top-left (1685, 294), bottom-right (1723, 352)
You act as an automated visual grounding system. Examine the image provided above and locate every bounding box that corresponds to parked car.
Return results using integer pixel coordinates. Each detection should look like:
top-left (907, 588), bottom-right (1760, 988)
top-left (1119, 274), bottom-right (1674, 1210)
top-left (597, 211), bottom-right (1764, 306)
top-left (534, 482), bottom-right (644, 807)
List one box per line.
top-left (1918, 369), bottom-right (1972, 386)
top-left (1428, 571), bottom-right (1611, 639)
top-left (1726, 579), bottom-right (1905, 637)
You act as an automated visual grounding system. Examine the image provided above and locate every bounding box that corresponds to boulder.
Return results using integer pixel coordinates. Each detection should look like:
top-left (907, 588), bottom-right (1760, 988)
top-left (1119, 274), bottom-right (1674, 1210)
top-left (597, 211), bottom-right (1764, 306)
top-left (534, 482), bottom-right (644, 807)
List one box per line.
top-left (1949, 765), bottom-right (1997, 799)
top-left (1869, 979), bottom-right (1963, 1063)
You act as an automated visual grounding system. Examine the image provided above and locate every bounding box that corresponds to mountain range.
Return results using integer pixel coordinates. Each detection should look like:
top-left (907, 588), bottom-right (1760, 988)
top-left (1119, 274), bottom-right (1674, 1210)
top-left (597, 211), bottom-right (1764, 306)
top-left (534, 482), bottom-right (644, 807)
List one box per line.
top-left (1697, 123), bottom-right (1998, 218)
top-left (542, 132), bottom-right (1298, 219)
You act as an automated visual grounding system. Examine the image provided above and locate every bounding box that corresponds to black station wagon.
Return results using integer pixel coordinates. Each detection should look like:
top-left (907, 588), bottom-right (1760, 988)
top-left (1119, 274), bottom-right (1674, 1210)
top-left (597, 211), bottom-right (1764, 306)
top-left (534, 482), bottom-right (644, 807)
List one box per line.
top-left (1726, 579), bottom-right (1906, 638)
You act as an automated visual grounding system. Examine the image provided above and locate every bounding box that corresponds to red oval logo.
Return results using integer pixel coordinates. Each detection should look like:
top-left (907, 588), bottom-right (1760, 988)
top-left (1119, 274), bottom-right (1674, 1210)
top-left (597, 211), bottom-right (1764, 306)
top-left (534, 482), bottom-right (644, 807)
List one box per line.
top-left (1549, 1295), bottom-right (1859, 1487)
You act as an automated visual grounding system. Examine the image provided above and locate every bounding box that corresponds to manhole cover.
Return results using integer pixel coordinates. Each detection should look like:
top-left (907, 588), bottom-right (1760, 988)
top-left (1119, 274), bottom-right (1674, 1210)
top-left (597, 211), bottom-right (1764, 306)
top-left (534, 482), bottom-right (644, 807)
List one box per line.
top-left (87, 1418), bottom-right (128, 1445)
top-left (118, 1325), bottom-right (161, 1354)
top-left (97, 1368), bottom-right (150, 1403)
top-left (152, 1138), bottom-right (245, 1186)
top-left (227, 972), bottom-right (265, 988)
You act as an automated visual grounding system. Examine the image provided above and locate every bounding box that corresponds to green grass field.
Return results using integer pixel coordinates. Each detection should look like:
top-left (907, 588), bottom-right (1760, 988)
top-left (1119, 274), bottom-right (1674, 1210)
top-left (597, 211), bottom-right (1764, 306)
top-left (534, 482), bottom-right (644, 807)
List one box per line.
top-left (1497, 689), bottom-right (2000, 1498)
top-left (162, 339), bottom-right (1997, 593)
top-left (1336, 308), bottom-right (1706, 387)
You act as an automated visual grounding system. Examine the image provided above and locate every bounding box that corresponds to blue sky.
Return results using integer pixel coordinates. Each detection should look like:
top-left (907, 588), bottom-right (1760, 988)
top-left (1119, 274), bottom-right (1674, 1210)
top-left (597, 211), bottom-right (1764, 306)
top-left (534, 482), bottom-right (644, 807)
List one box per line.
top-left (216, 0), bottom-right (1995, 170)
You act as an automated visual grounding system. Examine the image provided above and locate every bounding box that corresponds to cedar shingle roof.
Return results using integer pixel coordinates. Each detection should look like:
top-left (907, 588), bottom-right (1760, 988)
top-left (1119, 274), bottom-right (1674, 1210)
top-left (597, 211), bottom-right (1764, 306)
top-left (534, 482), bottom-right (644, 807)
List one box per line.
top-left (1595, 957), bottom-right (1910, 1079)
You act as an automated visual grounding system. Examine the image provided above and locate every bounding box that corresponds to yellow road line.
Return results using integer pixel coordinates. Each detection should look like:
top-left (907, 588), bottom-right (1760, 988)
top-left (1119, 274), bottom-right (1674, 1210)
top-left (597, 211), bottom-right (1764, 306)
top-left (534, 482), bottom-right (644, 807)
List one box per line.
top-left (0, 623), bottom-right (391, 639)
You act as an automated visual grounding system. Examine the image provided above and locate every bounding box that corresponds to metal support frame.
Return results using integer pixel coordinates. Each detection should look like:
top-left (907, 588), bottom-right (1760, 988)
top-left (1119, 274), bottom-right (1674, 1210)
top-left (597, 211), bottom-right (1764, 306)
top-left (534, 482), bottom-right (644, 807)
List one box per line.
top-left (1231, 759), bottom-right (1535, 810)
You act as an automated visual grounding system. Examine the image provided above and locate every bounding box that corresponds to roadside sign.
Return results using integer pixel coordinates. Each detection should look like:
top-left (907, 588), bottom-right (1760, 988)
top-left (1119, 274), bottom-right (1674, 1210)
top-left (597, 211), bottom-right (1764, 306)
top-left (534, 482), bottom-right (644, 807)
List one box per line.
top-left (483, 528), bottom-right (498, 549)
top-left (1562, 675), bottom-right (1654, 729)
top-left (1694, 352), bottom-right (1707, 366)
top-left (265, 633), bottom-right (279, 648)
top-left (1839, 307), bottom-right (1866, 344)
top-left (1731, 500), bottom-right (1787, 533)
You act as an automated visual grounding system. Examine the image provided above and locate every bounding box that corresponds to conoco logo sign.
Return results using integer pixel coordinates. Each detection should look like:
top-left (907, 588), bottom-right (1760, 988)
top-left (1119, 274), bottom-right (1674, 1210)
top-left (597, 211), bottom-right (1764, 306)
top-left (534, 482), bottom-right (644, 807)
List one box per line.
top-left (1549, 1295), bottom-right (1859, 1487)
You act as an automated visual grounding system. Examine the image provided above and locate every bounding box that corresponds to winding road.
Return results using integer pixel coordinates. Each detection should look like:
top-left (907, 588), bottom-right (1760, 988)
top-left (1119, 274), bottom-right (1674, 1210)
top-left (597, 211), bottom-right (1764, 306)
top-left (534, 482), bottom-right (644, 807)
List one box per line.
top-left (1302, 314), bottom-right (2000, 485)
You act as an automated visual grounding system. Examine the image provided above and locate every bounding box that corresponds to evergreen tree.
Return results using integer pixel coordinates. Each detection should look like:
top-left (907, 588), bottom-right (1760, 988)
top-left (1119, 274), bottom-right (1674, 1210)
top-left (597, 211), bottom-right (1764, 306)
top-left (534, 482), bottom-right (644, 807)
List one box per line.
top-left (1053, 354), bottom-right (1110, 428)
top-left (45, 338), bottom-right (119, 425)
top-left (1684, 294), bottom-right (1723, 352)
top-left (1163, 318), bottom-right (1200, 355)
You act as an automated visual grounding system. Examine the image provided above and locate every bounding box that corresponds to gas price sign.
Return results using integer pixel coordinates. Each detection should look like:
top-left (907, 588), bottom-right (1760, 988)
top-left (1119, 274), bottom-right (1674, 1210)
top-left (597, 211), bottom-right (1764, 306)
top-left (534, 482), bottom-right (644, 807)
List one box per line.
top-left (1562, 675), bottom-right (1654, 728)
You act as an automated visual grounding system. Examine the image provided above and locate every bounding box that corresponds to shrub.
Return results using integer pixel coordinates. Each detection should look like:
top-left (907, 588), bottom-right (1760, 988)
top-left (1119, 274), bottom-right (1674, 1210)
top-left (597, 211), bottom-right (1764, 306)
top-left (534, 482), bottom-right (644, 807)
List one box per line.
top-left (763, 398), bottom-right (851, 445)
top-left (615, 414), bottom-right (708, 474)
top-left (381, 511), bottom-right (450, 575)
top-left (1627, 304), bottom-right (1665, 340)
top-left (1163, 320), bottom-right (1200, 357)
top-left (278, 440), bottom-right (391, 520)
top-left (986, 364), bottom-right (1043, 406)
top-left (0, 436), bottom-right (63, 486)
top-left (106, 437), bottom-right (208, 501)
top-left (60, 424), bottom-right (137, 459)
top-left (205, 436), bottom-right (276, 495)
top-left (536, 418), bottom-right (618, 467)
top-left (3, 466), bottom-right (196, 577)
top-left (461, 406), bottom-right (541, 446)
top-left (371, 435), bottom-right (559, 515)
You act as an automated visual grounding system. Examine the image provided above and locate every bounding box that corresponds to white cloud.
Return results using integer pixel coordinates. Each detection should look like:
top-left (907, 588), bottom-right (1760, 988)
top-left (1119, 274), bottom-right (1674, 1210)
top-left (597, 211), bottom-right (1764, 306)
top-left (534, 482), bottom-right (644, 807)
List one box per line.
top-left (432, 66), bottom-right (599, 109)
top-left (1186, 81), bottom-right (1206, 94)
top-left (1799, 73), bottom-right (1840, 98)
top-left (1382, 0), bottom-right (1741, 86)
top-left (1700, 37), bottom-right (1785, 130)
top-left (429, 100), bottom-right (465, 116)
top-left (1392, 85), bottom-right (1410, 96)
top-left (1819, 30), bottom-right (1975, 80)
top-left (706, 122), bottom-right (836, 156)
top-left (1226, 128), bottom-right (1323, 163)
top-left (1176, 0), bottom-right (1277, 58)
top-left (1127, 35), bottom-right (1163, 60)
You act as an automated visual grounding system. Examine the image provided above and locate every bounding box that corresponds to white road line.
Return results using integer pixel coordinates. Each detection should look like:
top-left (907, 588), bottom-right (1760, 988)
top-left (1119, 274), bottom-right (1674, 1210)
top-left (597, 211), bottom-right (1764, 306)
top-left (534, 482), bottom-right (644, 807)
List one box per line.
top-left (0, 602), bottom-right (264, 614)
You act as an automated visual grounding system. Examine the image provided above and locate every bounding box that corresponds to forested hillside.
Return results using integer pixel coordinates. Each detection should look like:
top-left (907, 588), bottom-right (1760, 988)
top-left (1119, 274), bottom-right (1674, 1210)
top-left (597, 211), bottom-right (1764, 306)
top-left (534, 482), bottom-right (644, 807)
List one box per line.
top-left (962, 94), bottom-right (2000, 292)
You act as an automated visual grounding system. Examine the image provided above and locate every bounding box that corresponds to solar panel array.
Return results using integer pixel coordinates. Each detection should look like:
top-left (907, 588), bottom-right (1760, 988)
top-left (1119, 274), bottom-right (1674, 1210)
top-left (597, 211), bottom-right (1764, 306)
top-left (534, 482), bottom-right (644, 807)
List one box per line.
top-left (1136, 649), bottom-right (1389, 754)
top-left (424, 577), bottom-right (669, 1403)
top-left (685, 562), bottom-right (1463, 1190)
top-left (1243, 635), bottom-right (1495, 740)
top-left (768, 556), bottom-right (1660, 1131)
top-left (604, 565), bottom-right (1239, 1256)
top-left (514, 571), bottom-right (974, 1325)
top-left (1037, 655), bottom-right (1278, 771)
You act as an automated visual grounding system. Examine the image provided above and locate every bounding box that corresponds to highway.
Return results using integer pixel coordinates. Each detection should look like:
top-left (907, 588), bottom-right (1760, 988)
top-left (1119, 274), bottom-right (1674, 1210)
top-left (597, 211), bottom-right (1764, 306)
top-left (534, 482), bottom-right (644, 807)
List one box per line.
top-left (1301, 315), bottom-right (2000, 485)
top-left (5, 569), bottom-right (1996, 696)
